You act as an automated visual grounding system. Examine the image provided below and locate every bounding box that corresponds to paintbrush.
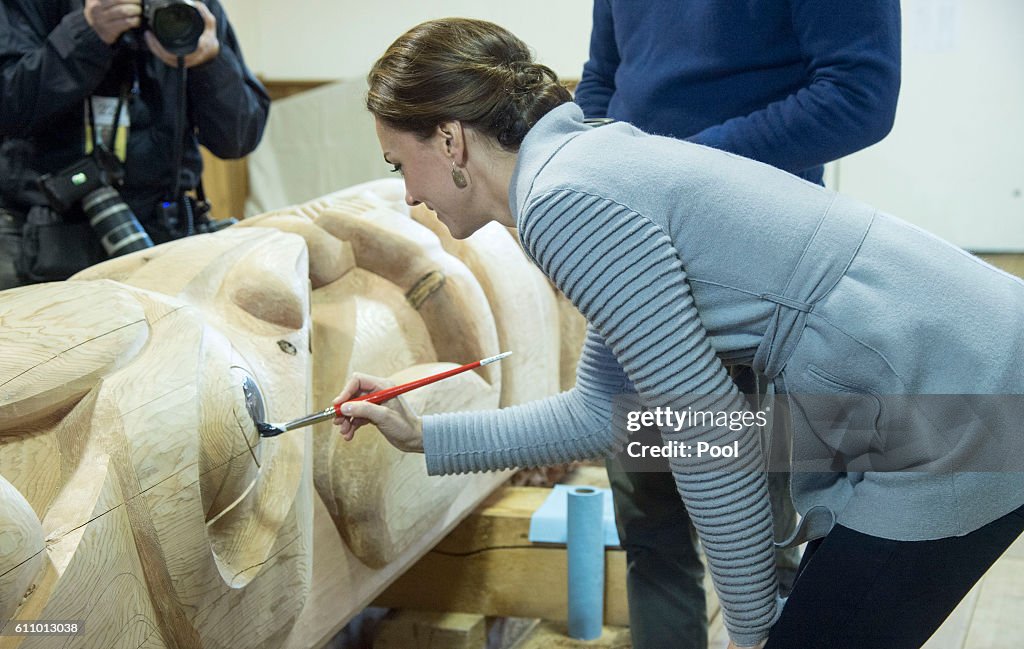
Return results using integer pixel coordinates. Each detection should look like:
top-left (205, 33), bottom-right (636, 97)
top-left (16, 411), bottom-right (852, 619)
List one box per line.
top-left (255, 352), bottom-right (512, 438)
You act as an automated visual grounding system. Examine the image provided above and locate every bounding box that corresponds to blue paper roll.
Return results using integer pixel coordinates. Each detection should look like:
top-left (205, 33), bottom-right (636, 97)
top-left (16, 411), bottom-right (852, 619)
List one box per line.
top-left (567, 486), bottom-right (604, 640)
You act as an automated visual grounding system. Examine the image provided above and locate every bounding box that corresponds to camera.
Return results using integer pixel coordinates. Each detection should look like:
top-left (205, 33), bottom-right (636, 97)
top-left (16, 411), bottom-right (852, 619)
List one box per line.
top-left (158, 195), bottom-right (237, 239)
top-left (38, 152), bottom-right (155, 257)
top-left (143, 0), bottom-right (205, 57)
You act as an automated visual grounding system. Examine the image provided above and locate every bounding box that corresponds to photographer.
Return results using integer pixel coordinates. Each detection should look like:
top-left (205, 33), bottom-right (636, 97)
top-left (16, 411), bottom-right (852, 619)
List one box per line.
top-left (0, 0), bottom-right (269, 288)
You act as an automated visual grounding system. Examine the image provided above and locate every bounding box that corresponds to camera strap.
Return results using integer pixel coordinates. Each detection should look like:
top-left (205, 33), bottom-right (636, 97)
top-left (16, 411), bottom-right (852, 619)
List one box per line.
top-left (168, 56), bottom-right (198, 235)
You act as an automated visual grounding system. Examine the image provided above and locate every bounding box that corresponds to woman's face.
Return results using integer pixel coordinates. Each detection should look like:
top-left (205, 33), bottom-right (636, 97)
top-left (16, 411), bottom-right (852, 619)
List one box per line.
top-left (374, 118), bottom-right (484, 239)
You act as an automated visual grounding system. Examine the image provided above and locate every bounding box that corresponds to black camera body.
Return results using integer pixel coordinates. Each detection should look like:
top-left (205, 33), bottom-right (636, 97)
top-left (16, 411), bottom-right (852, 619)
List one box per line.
top-left (158, 195), bottom-right (237, 239)
top-left (38, 145), bottom-right (131, 212)
top-left (38, 151), bottom-right (154, 257)
top-left (138, 0), bottom-right (205, 57)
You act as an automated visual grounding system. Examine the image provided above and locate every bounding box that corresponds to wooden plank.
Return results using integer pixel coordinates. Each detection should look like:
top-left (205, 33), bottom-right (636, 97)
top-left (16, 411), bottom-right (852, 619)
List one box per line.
top-left (373, 610), bottom-right (486, 649)
top-left (977, 253), bottom-right (1024, 279)
top-left (199, 79), bottom-right (339, 222)
top-left (374, 486), bottom-right (630, 626)
top-left (281, 472), bottom-right (510, 649)
top-left (508, 621), bottom-right (630, 649)
top-left (200, 147), bottom-right (249, 220)
top-left (261, 79), bottom-right (336, 102)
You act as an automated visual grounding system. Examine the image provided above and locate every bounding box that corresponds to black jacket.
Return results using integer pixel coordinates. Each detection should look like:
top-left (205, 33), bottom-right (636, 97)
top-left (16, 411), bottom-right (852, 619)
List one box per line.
top-left (0, 0), bottom-right (269, 234)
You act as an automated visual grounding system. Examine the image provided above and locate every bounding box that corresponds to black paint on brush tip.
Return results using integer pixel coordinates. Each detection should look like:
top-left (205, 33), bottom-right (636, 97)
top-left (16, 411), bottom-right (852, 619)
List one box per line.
top-left (257, 422), bottom-right (285, 437)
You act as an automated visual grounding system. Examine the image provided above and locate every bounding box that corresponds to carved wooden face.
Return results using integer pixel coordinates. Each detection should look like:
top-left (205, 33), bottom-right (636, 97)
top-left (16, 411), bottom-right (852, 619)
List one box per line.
top-left (0, 228), bottom-right (313, 647)
top-left (0, 178), bottom-right (581, 646)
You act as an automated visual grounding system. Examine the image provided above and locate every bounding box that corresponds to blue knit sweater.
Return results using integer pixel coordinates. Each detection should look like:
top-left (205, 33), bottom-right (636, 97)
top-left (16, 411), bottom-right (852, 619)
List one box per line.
top-left (574, 0), bottom-right (901, 184)
top-left (423, 103), bottom-right (1024, 646)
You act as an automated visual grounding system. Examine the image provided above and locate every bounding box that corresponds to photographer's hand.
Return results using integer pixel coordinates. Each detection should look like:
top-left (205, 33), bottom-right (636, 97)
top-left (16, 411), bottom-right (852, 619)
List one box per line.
top-left (145, 1), bottom-right (221, 68)
top-left (85, 0), bottom-right (142, 45)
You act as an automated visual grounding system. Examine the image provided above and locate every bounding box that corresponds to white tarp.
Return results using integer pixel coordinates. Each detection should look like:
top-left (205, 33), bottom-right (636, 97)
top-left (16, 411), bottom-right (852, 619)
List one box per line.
top-left (246, 78), bottom-right (390, 216)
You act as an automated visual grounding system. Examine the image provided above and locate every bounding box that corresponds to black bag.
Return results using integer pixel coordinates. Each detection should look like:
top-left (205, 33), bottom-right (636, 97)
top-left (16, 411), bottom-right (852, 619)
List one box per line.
top-left (15, 205), bottom-right (104, 283)
top-left (0, 208), bottom-right (24, 290)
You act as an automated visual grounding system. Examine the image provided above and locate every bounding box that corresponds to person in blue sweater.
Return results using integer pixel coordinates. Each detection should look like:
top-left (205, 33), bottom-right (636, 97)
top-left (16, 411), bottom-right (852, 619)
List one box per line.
top-left (575, 0), bottom-right (901, 184)
top-left (574, 3), bottom-right (901, 646)
top-left (338, 17), bottom-right (1024, 649)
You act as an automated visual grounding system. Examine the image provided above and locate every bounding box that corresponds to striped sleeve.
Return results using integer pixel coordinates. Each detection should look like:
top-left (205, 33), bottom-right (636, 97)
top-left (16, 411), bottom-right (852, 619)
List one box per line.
top-left (520, 189), bottom-right (778, 646)
top-left (422, 324), bottom-right (630, 474)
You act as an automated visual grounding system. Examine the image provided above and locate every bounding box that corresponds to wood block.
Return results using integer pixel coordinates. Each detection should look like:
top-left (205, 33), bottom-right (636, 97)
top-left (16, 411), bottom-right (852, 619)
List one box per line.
top-left (508, 621), bottom-right (630, 649)
top-left (200, 147), bottom-right (249, 220)
top-left (281, 469), bottom-right (510, 649)
top-left (373, 610), bottom-right (486, 649)
top-left (977, 253), bottom-right (1024, 280)
top-left (375, 486), bottom-right (630, 626)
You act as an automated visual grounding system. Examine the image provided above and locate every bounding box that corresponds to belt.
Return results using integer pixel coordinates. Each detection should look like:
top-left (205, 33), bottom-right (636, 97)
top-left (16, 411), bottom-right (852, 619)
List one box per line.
top-left (752, 192), bottom-right (876, 381)
top-left (750, 193), bottom-right (875, 548)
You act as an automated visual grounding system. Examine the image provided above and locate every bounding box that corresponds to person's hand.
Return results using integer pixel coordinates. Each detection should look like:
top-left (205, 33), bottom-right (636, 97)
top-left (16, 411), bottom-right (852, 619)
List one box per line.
top-left (332, 373), bottom-right (424, 453)
top-left (144, 0), bottom-right (220, 68)
top-left (727, 640), bottom-right (766, 649)
top-left (84, 0), bottom-right (142, 45)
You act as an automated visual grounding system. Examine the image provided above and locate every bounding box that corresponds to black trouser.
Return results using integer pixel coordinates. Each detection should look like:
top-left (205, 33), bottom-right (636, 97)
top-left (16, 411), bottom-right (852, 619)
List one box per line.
top-left (606, 460), bottom-right (709, 649)
top-left (607, 462), bottom-right (800, 649)
top-left (608, 365), bottom-right (799, 649)
top-left (766, 502), bottom-right (1024, 649)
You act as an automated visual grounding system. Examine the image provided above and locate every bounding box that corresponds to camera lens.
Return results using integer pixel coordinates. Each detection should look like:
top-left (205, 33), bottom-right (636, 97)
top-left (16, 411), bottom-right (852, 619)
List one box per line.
top-left (82, 186), bottom-right (155, 256)
top-left (147, 0), bottom-right (204, 56)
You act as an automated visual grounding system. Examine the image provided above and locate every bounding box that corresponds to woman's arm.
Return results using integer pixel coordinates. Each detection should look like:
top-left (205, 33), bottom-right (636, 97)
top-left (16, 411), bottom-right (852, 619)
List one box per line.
top-left (421, 324), bottom-right (630, 474)
top-left (519, 188), bottom-right (778, 647)
top-left (334, 324), bottom-right (631, 470)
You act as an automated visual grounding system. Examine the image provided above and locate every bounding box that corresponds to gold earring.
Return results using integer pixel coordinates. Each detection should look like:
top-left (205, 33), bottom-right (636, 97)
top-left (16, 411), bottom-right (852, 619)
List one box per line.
top-left (451, 161), bottom-right (468, 189)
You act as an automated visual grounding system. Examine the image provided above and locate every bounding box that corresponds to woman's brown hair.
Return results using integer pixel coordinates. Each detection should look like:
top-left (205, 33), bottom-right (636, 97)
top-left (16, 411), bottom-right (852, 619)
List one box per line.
top-left (367, 18), bottom-right (572, 151)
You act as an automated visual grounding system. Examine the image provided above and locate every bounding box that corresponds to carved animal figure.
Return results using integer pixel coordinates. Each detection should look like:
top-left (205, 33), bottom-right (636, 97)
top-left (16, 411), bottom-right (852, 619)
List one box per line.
top-left (0, 179), bottom-right (582, 648)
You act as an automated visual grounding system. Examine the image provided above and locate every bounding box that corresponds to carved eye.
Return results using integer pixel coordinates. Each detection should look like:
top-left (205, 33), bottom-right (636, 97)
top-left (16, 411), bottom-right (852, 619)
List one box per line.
top-left (233, 366), bottom-right (266, 429)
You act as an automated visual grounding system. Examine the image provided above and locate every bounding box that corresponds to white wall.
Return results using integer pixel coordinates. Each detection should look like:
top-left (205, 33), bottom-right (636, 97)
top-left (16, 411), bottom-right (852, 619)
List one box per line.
top-left (834, 0), bottom-right (1024, 251)
top-left (218, 0), bottom-right (592, 80)
top-left (221, 0), bottom-right (1023, 251)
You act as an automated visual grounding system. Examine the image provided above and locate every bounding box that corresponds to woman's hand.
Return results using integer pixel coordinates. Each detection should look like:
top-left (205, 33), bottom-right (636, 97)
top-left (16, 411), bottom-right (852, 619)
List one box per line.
top-left (332, 373), bottom-right (424, 452)
top-left (727, 640), bottom-right (766, 649)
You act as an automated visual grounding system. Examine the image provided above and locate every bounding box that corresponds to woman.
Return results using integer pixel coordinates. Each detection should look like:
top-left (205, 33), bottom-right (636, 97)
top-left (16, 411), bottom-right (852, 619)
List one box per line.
top-left (333, 18), bottom-right (1024, 649)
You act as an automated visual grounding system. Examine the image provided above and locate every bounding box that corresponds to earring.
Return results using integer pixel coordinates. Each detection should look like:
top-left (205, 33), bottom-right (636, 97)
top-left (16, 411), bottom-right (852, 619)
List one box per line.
top-left (451, 161), bottom-right (468, 189)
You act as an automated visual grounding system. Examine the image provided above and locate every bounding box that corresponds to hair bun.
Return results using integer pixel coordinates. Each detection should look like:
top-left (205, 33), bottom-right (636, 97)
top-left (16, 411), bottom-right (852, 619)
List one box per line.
top-left (507, 61), bottom-right (548, 93)
top-left (494, 60), bottom-right (567, 147)
top-left (367, 18), bottom-right (572, 150)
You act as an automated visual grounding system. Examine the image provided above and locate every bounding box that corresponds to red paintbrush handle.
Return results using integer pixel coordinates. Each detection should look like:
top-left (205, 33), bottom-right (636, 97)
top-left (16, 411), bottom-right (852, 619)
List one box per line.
top-left (332, 359), bottom-right (483, 415)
